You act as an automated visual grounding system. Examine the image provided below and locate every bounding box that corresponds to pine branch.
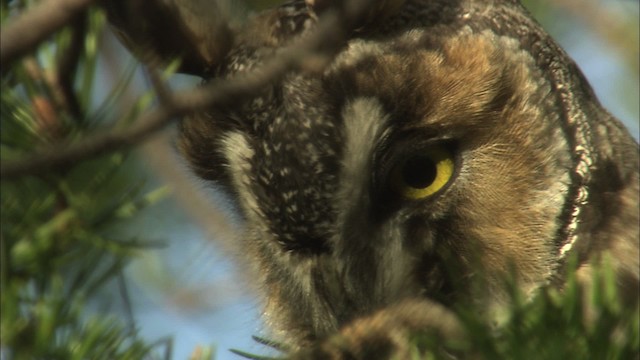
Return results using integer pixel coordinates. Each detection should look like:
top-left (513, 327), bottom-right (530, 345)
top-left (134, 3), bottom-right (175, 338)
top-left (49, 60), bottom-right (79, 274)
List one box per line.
top-left (0, 0), bottom-right (96, 68)
top-left (1, 0), bottom-right (378, 180)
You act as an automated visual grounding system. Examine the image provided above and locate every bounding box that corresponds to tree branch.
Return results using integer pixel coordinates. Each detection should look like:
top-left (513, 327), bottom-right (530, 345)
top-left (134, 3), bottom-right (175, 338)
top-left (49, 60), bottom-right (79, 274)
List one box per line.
top-left (1, 0), bottom-right (96, 68)
top-left (1, 0), bottom-right (375, 180)
top-left (55, 12), bottom-right (87, 120)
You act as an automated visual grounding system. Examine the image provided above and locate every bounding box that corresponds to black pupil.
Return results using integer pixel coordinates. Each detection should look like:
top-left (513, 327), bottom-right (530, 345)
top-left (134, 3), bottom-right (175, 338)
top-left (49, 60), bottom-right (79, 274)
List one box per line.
top-left (402, 156), bottom-right (437, 188)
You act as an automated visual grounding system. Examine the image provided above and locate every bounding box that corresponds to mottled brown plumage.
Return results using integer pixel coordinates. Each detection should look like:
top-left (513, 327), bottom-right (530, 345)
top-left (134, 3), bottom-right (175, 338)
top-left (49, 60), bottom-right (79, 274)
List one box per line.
top-left (106, 0), bottom-right (639, 358)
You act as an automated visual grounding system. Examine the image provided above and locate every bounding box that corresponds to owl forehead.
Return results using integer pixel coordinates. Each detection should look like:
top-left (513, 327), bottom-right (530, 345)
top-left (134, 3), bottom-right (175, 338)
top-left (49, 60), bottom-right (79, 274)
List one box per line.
top-left (325, 29), bottom-right (536, 130)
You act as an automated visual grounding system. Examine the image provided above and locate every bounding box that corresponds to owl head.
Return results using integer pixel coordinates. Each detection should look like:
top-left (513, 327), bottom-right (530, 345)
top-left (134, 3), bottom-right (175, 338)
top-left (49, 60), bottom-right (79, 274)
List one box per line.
top-left (107, 0), bottom-right (639, 346)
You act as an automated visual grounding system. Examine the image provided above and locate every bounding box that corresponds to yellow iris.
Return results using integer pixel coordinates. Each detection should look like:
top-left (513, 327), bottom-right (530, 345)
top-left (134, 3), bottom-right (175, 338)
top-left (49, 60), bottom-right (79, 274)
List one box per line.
top-left (390, 145), bottom-right (455, 199)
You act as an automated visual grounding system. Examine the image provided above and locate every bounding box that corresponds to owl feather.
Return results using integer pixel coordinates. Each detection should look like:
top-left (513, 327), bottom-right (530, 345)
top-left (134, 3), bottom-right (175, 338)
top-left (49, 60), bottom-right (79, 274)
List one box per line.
top-left (106, 0), bottom-right (639, 358)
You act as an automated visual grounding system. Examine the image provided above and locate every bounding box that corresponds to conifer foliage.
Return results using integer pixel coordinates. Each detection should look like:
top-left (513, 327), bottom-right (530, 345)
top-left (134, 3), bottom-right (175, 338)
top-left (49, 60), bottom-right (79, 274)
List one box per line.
top-left (1, 4), bottom-right (173, 359)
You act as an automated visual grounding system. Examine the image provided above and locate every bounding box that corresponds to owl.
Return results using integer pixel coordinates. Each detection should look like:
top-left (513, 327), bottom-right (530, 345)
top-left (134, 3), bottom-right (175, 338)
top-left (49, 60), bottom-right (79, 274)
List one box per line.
top-left (106, 0), bottom-right (639, 357)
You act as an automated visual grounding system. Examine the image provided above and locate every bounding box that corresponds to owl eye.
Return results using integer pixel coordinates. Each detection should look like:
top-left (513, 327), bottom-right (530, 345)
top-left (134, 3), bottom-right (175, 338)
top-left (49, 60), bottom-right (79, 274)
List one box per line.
top-left (389, 145), bottom-right (455, 200)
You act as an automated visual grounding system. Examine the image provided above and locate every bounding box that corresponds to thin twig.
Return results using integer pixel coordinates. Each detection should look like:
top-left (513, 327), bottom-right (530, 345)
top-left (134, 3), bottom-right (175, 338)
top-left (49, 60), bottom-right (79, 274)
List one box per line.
top-left (146, 67), bottom-right (173, 105)
top-left (1, 0), bottom-right (375, 180)
top-left (0, 0), bottom-right (95, 68)
top-left (55, 11), bottom-right (87, 120)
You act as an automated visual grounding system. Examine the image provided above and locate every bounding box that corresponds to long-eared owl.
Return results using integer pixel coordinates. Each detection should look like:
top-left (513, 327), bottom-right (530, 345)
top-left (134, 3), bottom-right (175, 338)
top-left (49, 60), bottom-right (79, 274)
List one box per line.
top-left (106, 0), bottom-right (639, 357)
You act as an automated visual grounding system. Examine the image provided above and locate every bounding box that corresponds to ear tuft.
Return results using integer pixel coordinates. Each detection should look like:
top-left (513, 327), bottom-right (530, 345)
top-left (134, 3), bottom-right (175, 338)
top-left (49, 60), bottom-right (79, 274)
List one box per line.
top-left (305, 0), bottom-right (406, 28)
top-left (103, 0), bottom-right (233, 76)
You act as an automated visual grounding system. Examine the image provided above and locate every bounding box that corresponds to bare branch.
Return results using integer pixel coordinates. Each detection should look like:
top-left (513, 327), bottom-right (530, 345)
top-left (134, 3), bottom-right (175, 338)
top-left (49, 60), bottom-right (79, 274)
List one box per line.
top-left (1, 0), bottom-right (375, 180)
top-left (2, 93), bottom-right (176, 180)
top-left (1, 0), bottom-right (95, 68)
top-left (146, 67), bottom-right (173, 105)
top-left (55, 12), bottom-right (87, 120)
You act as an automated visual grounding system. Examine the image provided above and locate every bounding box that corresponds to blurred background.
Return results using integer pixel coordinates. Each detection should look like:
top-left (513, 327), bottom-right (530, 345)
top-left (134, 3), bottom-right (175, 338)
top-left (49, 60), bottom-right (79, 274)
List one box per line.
top-left (101, 1), bottom-right (639, 359)
top-left (2, 0), bottom-right (637, 359)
